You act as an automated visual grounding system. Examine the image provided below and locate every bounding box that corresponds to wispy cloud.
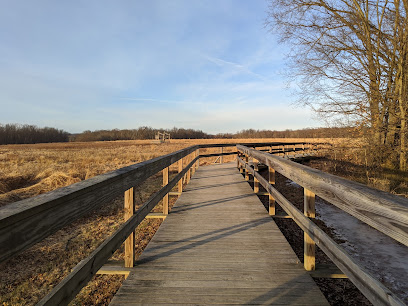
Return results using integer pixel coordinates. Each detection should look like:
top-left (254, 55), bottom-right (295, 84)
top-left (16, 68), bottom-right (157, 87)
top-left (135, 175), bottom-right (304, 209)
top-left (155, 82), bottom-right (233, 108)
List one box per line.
top-left (0, 0), bottom-right (319, 133)
top-left (203, 55), bottom-right (268, 81)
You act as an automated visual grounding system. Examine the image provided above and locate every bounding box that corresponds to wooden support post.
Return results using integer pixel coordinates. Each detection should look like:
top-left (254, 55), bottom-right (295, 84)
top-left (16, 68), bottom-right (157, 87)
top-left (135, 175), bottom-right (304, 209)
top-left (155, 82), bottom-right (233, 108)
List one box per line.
top-left (124, 188), bottom-right (135, 267)
top-left (186, 154), bottom-right (191, 184)
top-left (192, 151), bottom-right (196, 174)
top-left (163, 167), bottom-right (169, 215)
top-left (245, 155), bottom-right (249, 181)
top-left (304, 188), bottom-right (316, 271)
top-left (178, 158), bottom-right (183, 193)
top-left (254, 159), bottom-right (259, 193)
top-left (220, 147), bottom-right (223, 164)
top-left (269, 167), bottom-right (276, 215)
top-left (196, 148), bottom-right (200, 168)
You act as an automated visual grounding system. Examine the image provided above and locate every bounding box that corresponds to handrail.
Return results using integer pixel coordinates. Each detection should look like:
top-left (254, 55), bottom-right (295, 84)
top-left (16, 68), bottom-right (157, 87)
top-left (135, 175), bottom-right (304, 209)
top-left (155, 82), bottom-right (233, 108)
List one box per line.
top-left (237, 145), bottom-right (408, 246)
top-left (237, 145), bottom-right (408, 306)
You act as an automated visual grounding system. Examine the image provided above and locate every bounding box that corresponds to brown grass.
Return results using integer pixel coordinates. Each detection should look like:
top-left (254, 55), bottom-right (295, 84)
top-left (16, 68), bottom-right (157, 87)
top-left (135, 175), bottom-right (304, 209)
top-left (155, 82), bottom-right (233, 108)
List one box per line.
top-left (0, 138), bottom-right (326, 305)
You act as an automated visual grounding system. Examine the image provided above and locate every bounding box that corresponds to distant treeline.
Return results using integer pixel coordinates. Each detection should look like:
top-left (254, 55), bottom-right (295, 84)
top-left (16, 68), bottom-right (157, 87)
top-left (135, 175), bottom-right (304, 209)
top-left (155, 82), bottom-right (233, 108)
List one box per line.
top-left (0, 124), bottom-right (355, 145)
top-left (73, 126), bottom-right (355, 142)
top-left (216, 127), bottom-right (356, 139)
top-left (0, 123), bottom-right (69, 145)
top-left (73, 127), bottom-right (210, 142)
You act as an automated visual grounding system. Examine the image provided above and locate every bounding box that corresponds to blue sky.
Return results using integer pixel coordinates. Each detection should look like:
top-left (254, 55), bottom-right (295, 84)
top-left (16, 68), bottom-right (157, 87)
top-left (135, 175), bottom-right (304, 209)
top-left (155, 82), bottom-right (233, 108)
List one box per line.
top-left (0, 0), bottom-right (319, 134)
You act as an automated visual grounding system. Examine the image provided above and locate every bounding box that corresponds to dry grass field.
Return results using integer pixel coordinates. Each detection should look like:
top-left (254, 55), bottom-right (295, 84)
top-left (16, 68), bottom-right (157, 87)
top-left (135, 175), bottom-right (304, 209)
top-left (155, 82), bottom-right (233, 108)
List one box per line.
top-left (0, 138), bottom-right (321, 305)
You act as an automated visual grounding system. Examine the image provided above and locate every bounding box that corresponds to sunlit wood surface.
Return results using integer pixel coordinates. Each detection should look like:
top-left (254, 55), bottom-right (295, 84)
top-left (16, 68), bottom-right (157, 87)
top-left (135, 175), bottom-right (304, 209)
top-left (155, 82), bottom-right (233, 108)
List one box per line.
top-left (110, 162), bottom-right (328, 305)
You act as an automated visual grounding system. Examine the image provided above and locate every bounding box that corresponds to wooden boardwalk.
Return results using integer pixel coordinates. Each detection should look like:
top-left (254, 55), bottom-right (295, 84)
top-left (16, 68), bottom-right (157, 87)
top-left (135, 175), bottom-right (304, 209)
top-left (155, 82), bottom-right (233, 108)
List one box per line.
top-left (110, 162), bottom-right (329, 305)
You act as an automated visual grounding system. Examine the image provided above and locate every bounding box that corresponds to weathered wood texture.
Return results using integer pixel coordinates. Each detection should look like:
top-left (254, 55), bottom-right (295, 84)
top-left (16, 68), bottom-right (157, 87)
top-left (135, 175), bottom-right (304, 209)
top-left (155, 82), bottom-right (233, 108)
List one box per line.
top-left (110, 163), bottom-right (328, 305)
top-left (238, 156), bottom-right (405, 306)
top-left (237, 145), bottom-right (408, 247)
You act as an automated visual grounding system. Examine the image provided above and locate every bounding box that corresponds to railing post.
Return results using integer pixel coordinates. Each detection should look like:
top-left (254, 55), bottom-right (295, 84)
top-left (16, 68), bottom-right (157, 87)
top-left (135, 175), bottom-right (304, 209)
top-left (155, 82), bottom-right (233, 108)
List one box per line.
top-left (245, 154), bottom-right (249, 181)
top-left (304, 188), bottom-right (316, 271)
top-left (254, 159), bottom-right (259, 193)
top-left (220, 147), bottom-right (223, 164)
top-left (238, 152), bottom-right (244, 173)
top-left (186, 154), bottom-right (191, 184)
top-left (196, 148), bottom-right (200, 168)
top-left (178, 158), bottom-right (183, 193)
top-left (163, 167), bottom-right (169, 215)
top-left (269, 167), bottom-right (276, 215)
top-left (124, 187), bottom-right (135, 267)
top-left (192, 151), bottom-right (196, 175)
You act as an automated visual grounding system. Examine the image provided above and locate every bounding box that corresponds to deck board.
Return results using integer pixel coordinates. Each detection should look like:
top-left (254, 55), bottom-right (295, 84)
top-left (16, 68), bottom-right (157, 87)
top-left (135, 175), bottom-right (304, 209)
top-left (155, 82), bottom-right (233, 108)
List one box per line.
top-left (110, 163), bottom-right (328, 305)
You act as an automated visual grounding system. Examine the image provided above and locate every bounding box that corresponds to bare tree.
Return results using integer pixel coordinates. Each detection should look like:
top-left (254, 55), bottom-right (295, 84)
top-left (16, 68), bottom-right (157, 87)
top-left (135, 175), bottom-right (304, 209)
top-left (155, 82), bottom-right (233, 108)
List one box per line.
top-left (266, 0), bottom-right (408, 170)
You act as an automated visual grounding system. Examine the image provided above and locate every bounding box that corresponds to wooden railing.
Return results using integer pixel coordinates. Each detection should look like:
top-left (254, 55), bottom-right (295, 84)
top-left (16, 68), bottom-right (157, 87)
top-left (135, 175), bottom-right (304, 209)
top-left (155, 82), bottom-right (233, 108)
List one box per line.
top-left (0, 141), bottom-right (315, 305)
top-left (237, 145), bottom-right (408, 306)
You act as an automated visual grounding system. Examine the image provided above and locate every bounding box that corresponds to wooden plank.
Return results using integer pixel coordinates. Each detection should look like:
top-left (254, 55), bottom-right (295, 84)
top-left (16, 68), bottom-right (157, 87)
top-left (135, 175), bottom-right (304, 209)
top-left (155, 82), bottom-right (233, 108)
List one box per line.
top-left (37, 157), bottom-right (198, 306)
top-left (238, 158), bottom-right (405, 306)
top-left (0, 145), bottom-right (198, 263)
top-left (237, 145), bottom-right (408, 247)
top-left (124, 188), bottom-right (135, 268)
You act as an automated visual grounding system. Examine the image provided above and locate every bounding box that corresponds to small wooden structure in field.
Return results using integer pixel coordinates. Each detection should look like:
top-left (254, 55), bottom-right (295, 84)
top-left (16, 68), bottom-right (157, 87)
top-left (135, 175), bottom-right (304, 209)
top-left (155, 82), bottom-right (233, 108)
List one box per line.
top-left (152, 132), bottom-right (171, 143)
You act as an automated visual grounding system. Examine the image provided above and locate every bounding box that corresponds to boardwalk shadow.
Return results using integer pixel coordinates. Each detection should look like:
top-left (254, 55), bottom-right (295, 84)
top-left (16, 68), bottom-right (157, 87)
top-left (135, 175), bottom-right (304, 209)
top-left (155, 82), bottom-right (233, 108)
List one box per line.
top-left (171, 194), bottom-right (253, 213)
top-left (245, 274), bottom-right (322, 305)
top-left (186, 180), bottom-right (244, 191)
top-left (137, 217), bottom-right (271, 264)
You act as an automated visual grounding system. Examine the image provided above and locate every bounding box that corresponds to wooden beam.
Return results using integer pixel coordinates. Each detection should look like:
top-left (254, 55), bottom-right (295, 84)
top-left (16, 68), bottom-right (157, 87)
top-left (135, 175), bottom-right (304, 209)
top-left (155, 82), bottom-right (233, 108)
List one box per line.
top-left (220, 147), bottom-right (224, 164)
top-left (124, 188), bottom-right (135, 268)
top-left (163, 167), bottom-right (169, 215)
top-left (304, 188), bottom-right (315, 271)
